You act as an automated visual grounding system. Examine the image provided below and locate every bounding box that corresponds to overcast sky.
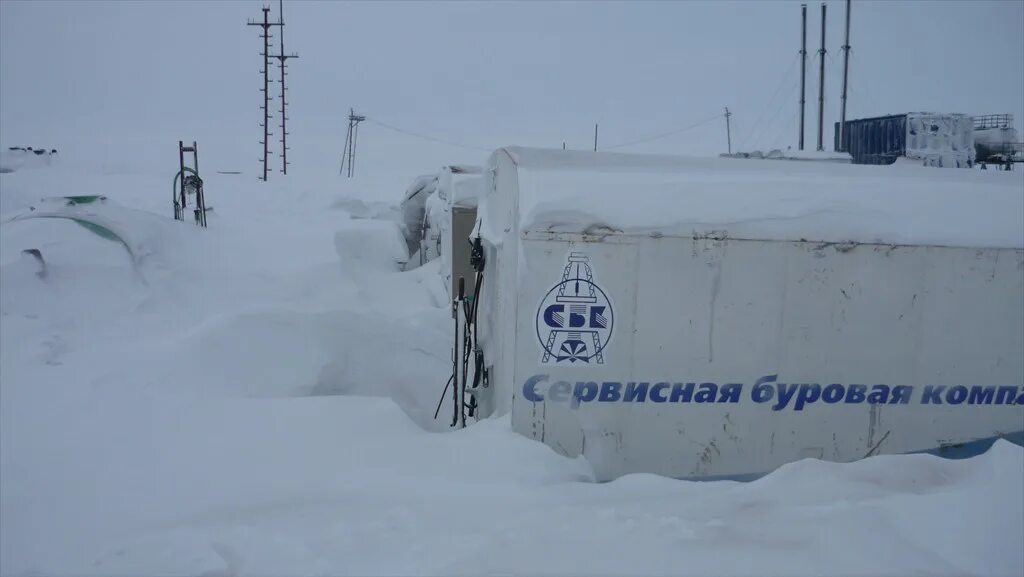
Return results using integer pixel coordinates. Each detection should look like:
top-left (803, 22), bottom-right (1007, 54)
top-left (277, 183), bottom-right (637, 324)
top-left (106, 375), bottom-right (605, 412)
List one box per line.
top-left (2, 0), bottom-right (1022, 195)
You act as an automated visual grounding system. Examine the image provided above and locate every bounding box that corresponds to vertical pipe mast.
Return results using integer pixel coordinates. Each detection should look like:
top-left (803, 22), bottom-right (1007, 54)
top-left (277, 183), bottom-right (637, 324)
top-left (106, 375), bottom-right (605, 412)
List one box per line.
top-left (279, 0), bottom-right (287, 174)
top-left (276, 0), bottom-right (298, 174)
top-left (261, 7), bottom-right (270, 180)
top-left (839, 0), bottom-right (851, 151)
top-left (817, 2), bottom-right (827, 151)
top-left (724, 107), bottom-right (732, 154)
top-left (799, 4), bottom-right (807, 151)
top-left (247, 7), bottom-right (274, 181)
top-left (178, 141), bottom-right (186, 214)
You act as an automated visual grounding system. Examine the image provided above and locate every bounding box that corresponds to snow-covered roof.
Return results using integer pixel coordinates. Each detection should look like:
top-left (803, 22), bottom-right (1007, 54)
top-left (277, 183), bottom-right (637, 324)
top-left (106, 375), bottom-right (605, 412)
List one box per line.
top-left (493, 147), bottom-right (1024, 249)
top-left (452, 176), bottom-right (482, 209)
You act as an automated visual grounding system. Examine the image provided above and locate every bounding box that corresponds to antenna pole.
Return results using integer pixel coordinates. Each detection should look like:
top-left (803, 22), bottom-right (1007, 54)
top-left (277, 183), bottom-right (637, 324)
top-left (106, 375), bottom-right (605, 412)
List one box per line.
top-left (247, 6), bottom-right (281, 181)
top-left (273, 0), bottom-right (298, 174)
top-left (839, 0), bottom-right (851, 151)
top-left (817, 2), bottom-right (827, 151)
top-left (799, 3), bottom-right (807, 151)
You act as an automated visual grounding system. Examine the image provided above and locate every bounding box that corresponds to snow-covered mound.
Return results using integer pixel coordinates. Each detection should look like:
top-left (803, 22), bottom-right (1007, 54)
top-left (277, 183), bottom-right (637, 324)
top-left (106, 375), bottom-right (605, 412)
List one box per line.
top-left (0, 147), bottom-right (59, 173)
top-left (1, 156), bottom-right (1022, 576)
top-left (722, 148), bottom-right (852, 162)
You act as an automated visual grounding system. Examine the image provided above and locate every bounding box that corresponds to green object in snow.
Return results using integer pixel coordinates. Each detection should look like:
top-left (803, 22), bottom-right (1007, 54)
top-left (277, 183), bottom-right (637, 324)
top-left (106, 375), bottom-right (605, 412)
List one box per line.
top-left (63, 195), bottom-right (105, 205)
top-left (21, 215), bottom-right (135, 261)
top-left (70, 218), bottom-right (122, 243)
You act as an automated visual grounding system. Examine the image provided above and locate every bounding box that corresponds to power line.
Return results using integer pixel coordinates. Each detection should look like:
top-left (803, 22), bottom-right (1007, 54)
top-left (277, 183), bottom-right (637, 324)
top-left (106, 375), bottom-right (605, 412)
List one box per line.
top-left (847, 50), bottom-right (885, 118)
top-left (603, 112), bottom-right (724, 150)
top-left (364, 117), bottom-right (490, 152)
top-left (738, 52), bottom-right (802, 150)
top-left (750, 79), bottom-right (802, 151)
top-left (771, 109), bottom-right (801, 150)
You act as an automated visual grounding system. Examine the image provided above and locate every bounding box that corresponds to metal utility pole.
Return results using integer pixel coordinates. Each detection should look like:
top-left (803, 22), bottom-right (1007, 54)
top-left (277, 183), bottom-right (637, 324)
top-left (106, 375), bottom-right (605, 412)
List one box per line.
top-left (799, 3), bottom-right (808, 151)
top-left (341, 108), bottom-right (366, 177)
top-left (838, 0), bottom-right (852, 151)
top-left (724, 107), bottom-right (732, 154)
top-left (247, 7), bottom-right (281, 181)
top-left (817, 2), bottom-right (827, 151)
top-left (178, 141), bottom-right (187, 217)
top-left (273, 0), bottom-right (298, 174)
top-left (594, 124), bottom-right (599, 151)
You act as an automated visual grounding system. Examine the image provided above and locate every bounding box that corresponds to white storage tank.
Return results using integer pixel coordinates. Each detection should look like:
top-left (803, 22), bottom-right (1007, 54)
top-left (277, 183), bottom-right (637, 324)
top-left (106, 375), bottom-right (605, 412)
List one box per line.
top-left (471, 147), bottom-right (1024, 481)
top-left (973, 114), bottom-right (1021, 165)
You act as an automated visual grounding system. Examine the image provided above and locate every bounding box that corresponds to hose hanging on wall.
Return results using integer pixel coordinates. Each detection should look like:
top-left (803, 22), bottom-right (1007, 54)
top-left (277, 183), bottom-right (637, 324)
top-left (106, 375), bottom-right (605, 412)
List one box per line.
top-left (434, 234), bottom-right (487, 427)
top-left (465, 236), bottom-right (487, 414)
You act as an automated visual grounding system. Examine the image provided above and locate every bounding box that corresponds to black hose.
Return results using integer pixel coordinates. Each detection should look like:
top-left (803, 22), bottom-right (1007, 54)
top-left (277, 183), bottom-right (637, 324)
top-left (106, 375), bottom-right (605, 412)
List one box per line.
top-left (433, 374), bottom-right (454, 420)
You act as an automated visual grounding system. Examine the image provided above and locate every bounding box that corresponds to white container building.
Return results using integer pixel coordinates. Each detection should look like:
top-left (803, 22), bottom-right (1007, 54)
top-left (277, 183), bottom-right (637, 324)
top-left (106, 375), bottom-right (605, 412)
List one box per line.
top-left (468, 147), bottom-right (1024, 481)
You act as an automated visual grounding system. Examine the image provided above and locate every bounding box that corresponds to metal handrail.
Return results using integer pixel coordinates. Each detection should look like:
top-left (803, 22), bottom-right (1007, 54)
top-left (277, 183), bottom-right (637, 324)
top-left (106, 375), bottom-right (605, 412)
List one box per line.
top-left (973, 114), bottom-right (1014, 130)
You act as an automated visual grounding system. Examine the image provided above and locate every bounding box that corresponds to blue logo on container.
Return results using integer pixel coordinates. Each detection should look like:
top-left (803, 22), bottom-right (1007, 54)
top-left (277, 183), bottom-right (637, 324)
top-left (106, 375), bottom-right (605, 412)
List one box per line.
top-left (536, 252), bottom-right (614, 364)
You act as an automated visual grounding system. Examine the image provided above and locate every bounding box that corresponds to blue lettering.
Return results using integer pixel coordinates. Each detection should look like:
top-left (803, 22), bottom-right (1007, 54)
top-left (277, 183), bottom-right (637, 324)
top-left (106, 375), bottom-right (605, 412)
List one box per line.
top-left (569, 310), bottom-right (586, 328)
top-left (543, 305), bottom-right (565, 328)
top-left (572, 382), bottom-right (599, 407)
top-left (793, 383), bottom-right (822, 411)
top-left (773, 383), bottom-right (799, 410)
top-left (523, 375), bottom-right (548, 402)
top-left (945, 385), bottom-right (968, 405)
top-left (695, 383), bottom-right (718, 403)
top-left (752, 375), bottom-right (777, 403)
top-left (867, 385), bottom-right (890, 405)
top-left (844, 384), bottom-right (867, 404)
top-left (599, 382), bottom-right (622, 402)
top-left (967, 386), bottom-right (995, 405)
top-left (822, 384), bottom-right (845, 403)
top-left (889, 386), bottom-right (912, 404)
top-left (719, 383), bottom-right (742, 403)
top-left (650, 383), bottom-right (669, 403)
top-left (548, 381), bottom-right (570, 402)
top-left (995, 386), bottom-right (1018, 405)
top-left (589, 306), bottom-right (608, 329)
top-left (624, 382), bottom-right (649, 403)
top-left (669, 382), bottom-right (694, 403)
top-left (922, 386), bottom-right (945, 404)
top-left (529, 375), bottom-right (1013, 407)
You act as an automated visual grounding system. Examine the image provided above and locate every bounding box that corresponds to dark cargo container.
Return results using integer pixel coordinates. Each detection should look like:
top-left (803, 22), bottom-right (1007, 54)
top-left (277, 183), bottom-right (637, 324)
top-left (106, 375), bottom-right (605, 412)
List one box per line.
top-left (836, 113), bottom-right (974, 167)
top-left (834, 115), bottom-right (907, 165)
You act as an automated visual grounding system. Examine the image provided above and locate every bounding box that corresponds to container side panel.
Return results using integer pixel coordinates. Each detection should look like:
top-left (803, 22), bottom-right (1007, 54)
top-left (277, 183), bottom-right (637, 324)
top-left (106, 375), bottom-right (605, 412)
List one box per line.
top-left (509, 233), bottom-right (1024, 479)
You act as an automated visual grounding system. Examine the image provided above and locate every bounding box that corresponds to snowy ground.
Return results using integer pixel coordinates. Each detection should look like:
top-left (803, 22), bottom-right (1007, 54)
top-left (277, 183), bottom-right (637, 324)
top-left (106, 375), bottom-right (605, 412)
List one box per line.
top-left (1, 156), bottom-right (1022, 577)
